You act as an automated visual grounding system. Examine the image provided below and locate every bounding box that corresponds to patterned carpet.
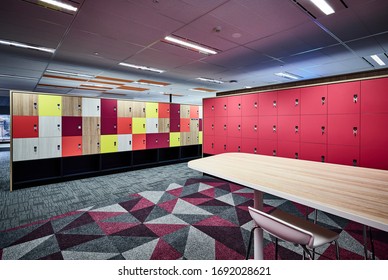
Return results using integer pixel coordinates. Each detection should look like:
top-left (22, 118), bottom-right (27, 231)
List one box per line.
top-left (0, 177), bottom-right (387, 260)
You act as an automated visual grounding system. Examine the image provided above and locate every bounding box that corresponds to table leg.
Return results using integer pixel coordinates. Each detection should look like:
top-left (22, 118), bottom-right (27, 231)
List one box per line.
top-left (253, 190), bottom-right (264, 260)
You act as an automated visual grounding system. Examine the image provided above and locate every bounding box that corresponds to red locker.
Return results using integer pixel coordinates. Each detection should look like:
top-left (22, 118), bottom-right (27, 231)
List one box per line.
top-left (241, 116), bottom-right (259, 139)
top-left (258, 139), bottom-right (277, 156)
top-left (328, 81), bottom-right (360, 114)
top-left (101, 98), bottom-right (117, 118)
top-left (227, 116), bottom-right (242, 138)
top-left (259, 91), bottom-right (277, 116)
top-left (360, 114), bottom-right (388, 170)
top-left (301, 85), bottom-right (327, 115)
top-left (199, 119), bottom-right (203, 131)
top-left (361, 77), bottom-right (388, 113)
top-left (203, 117), bottom-right (214, 135)
top-left (214, 117), bottom-right (228, 137)
top-left (227, 95), bottom-right (242, 117)
top-left (277, 115), bottom-right (300, 142)
top-left (170, 118), bottom-right (181, 132)
top-left (62, 136), bottom-right (82, 157)
top-left (328, 114), bottom-right (360, 146)
top-left (203, 98), bottom-right (215, 118)
top-left (300, 143), bottom-right (327, 162)
top-left (278, 141), bottom-right (300, 159)
top-left (180, 118), bottom-right (191, 132)
top-left (101, 117), bottom-right (118, 135)
top-left (277, 88), bottom-right (300, 116)
top-left (241, 138), bottom-right (258, 154)
top-left (170, 104), bottom-right (181, 119)
top-left (147, 133), bottom-right (169, 149)
top-left (190, 105), bottom-right (199, 118)
top-left (258, 116), bottom-right (277, 141)
top-left (241, 93), bottom-right (259, 117)
top-left (214, 135), bottom-right (228, 154)
top-left (62, 116), bottom-right (82, 136)
top-left (214, 97), bottom-right (228, 117)
top-left (158, 103), bottom-right (170, 118)
top-left (300, 115), bottom-right (327, 144)
top-left (132, 134), bottom-right (146, 150)
top-left (117, 117), bottom-right (132, 134)
top-left (327, 145), bottom-right (359, 166)
top-left (203, 134), bottom-right (215, 155)
top-left (12, 116), bottom-right (39, 138)
top-left (227, 137), bottom-right (242, 153)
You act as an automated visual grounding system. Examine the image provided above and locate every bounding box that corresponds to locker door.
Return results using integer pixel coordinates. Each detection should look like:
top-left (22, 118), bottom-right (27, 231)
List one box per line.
top-left (38, 95), bottom-right (62, 116)
top-left (258, 91), bottom-right (277, 116)
top-left (117, 100), bottom-right (133, 118)
top-left (169, 132), bottom-right (181, 147)
top-left (277, 88), bottom-right (300, 116)
top-left (190, 119), bottom-right (199, 132)
top-left (277, 115), bottom-right (300, 142)
top-left (214, 97), bottom-right (228, 117)
top-left (118, 134), bottom-right (132, 152)
top-left (190, 105), bottom-right (199, 118)
top-left (12, 92), bottom-right (38, 116)
top-left (82, 117), bottom-right (100, 136)
top-left (39, 137), bottom-right (62, 159)
top-left (214, 116), bottom-right (228, 136)
top-left (157, 133), bottom-right (170, 148)
top-left (158, 118), bottom-right (170, 133)
top-left (327, 145), bottom-right (359, 166)
top-left (62, 96), bottom-right (82, 116)
top-left (198, 131), bottom-right (203, 145)
top-left (360, 114), bottom-right (388, 170)
top-left (13, 116), bottom-right (39, 138)
top-left (117, 117), bottom-right (132, 134)
top-left (214, 135), bottom-right (228, 154)
top-left (227, 116), bottom-right (242, 138)
top-left (258, 139), bottom-right (277, 157)
top-left (62, 116), bottom-right (83, 136)
top-left (328, 114), bottom-right (360, 146)
top-left (132, 118), bottom-right (146, 134)
top-left (146, 102), bottom-right (159, 118)
top-left (100, 135), bottom-right (118, 153)
top-left (82, 135), bottom-right (101, 155)
top-left (241, 116), bottom-right (258, 139)
top-left (158, 103), bottom-right (170, 118)
top-left (258, 116), bottom-right (277, 140)
top-left (170, 104), bottom-right (181, 119)
top-left (62, 136), bottom-right (83, 157)
top-left (146, 118), bottom-right (159, 133)
top-left (189, 131), bottom-right (199, 145)
top-left (101, 99), bottom-right (117, 118)
top-left (241, 93), bottom-right (259, 117)
top-left (241, 138), bottom-right (258, 154)
top-left (101, 117), bottom-right (117, 135)
top-left (203, 117), bottom-right (215, 135)
top-left (300, 143), bottom-right (327, 163)
top-left (199, 119), bottom-right (203, 131)
top-left (82, 98), bottom-right (100, 117)
top-left (361, 77), bottom-right (388, 113)
top-left (301, 85), bottom-right (327, 115)
top-left (227, 95), bottom-right (242, 117)
top-left (133, 102), bottom-right (146, 118)
top-left (278, 141), bottom-right (300, 159)
top-left (13, 138), bottom-right (39, 161)
top-left (203, 98), bottom-right (215, 118)
top-left (203, 134), bottom-right (215, 154)
top-left (170, 118), bottom-right (180, 132)
top-left (227, 137), bottom-right (242, 153)
top-left (180, 118), bottom-right (191, 132)
top-left (39, 116), bottom-right (61, 137)
top-left (300, 115), bottom-right (327, 144)
top-left (180, 104), bottom-right (191, 118)
top-left (180, 132), bottom-right (191, 146)
top-left (328, 81), bottom-right (360, 114)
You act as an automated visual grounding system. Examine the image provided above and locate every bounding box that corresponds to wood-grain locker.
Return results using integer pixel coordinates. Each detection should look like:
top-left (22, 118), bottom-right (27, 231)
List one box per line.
top-left (158, 103), bottom-right (170, 118)
top-left (133, 102), bottom-right (146, 118)
top-left (132, 134), bottom-right (146, 150)
top-left (180, 132), bottom-right (192, 146)
top-left (190, 131), bottom-right (199, 145)
top-left (158, 118), bottom-right (170, 133)
top-left (300, 115), bottom-right (327, 144)
top-left (117, 117), bottom-right (132, 134)
top-left (82, 98), bottom-right (100, 117)
top-left (117, 100), bottom-right (133, 118)
top-left (118, 134), bottom-right (132, 152)
top-left (101, 117), bottom-right (117, 135)
top-left (62, 136), bottom-right (83, 157)
top-left (13, 138), bottom-right (39, 161)
top-left (38, 137), bottom-right (62, 159)
top-left (180, 104), bottom-right (191, 118)
top-left (361, 77), bottom-right (388, 113)
top-left (38, 95), bottom-right (62, 116)
top-left (277, 115), bottom-right (300, 142)
top-left (227, 95), bottom-right (242, 117)
top-left (83, 117), bottom-right (100, 136)
top-left (82, 135), bottom-right (100, 155)
top-left (132, 118), bottom-right (146, 134)
top-left (169, 132), bottom-right (181, 147)
top-left (146, 118), bottom-right (159, 133)
top-left (101, 98), bottom-right (117, 118)
top-left (190, 119), bottom-right (199, 132)
top-left (300, 85), bottom-right (327, 115)
top-left (62, 116), bottom-right (83, 136)
top-left (258, 91), bottom-right (277, 116)
top-left (12, 116), bottom-right (39, 138)
top-left (12, 92), bottom-right (38, 116)
top-left (146, 102), bottom-right (158, 118)
top-left (300, 143), bottom-right (327, 162)
top-left (328, 81), bottom-right (360, 114)
top-left (39, 116), bottom-right (61, 138)
top-left (277, 88), bottom-right (300, 116)
top-left (241, 93), bottom-right (259, 117)
top-left (62, 96), bottom-right (82, 116)
top-left (180, 118), bottom-right (191, 132)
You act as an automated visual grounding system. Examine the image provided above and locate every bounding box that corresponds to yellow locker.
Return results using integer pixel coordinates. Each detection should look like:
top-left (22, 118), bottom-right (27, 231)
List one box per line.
top-left (38, 95), bottom-right (62, 116)
top-left (170, 132), bottom-right (181, 147)
top-left (100, 135), bottom-right (118, 153)
top-left (132, 118), bottom-right (146, 134)
top-left (199, 131), bottom-right (203, 145)
top-left (146, 102), bottom-right (158, 118)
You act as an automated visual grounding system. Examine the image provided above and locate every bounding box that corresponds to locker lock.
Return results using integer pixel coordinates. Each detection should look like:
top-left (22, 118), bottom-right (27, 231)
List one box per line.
top-left (254, 102), bottom-right (258, 108)
top-left (321, 97), bottom-right (326, 105)
top-left (211, 106), bottom-right (214, 111)
top-left (129, 107), bottom-right (132, 112)
top-left (321, 126), bottom-right (325, 134)
top-left (97, 105), bottom-right (100, 111)
top-left (57, 124), bottom-right (60, 129)
top-left (97, 124), bottom-right (100, 129)
top-left (224, 144), bottom-right (227, 150)
top-left (57, 145), bottom-right (61, 151)
top-left (34, 124), bottom-right (37, 131)
top-left (295, 125), bottom-right (299, 133)
top-left (114, 141), bottom-right (117, 146)
top-left (34, 102), bottom-right (37, 110)
top-left (254, 148), bottom-right (257, 154)
top-left (238, 146), bottom-right (241, 152)
top-left (34, 146), bottom-right (38, 153)
top-left (143, 139), bottom-right (146, 144)
top-left (143, 108), bottom-right (146, 113)
top-left (295, 99), bottom-right (299, 106)
top-left (224, 104), bottom-right (227, 110)
top-left (321, 155), bottom-right (325, 162)
top-left (97, 142), bottom-right (100, 148)
top-left (238, 103), bottom-right (241, 110)
top-left (129, 123), bottom-right (132, 128)
top-left (212, 143), bottom-right (214, 148)
top-left (273, 150), bottom-right (277, 156)
top-left (78, 125), bottom-right (82, 130)
top-left (143, 124), bottom-right (145, 128)
top-left (114, 107), bottom-right (117, 112)
top-left (156, 123), bottom-right (158, 128)
top-left (129, 140), bottom-right (132, 145)
top-left (272, 125), bottom-right (277, 132)
top-left (238, 124), bottom-right (241, 131)
top-left (353, 159), bottom-right (358, 166)
top-left (254, 125), bottom-right (257, 131)
top-left (156, 139), bottom-right (158, 143)
top-left (57, 104), bottom-right (60, 109)
top-left (156, 108), bottom-right (158, 113)
top-left (295, 152), bottom-right (299, 159)
top-left (353, 127), bottom-right (358, 136)
top-left (78, 104), bottom-right (81, 110)
top-left (211, 124), bottom-right (214, 129)
top-left (78, 144), bottom-right (81, 150)
top-left (114, 124), bottom-right (117, 129)
top-left (273, 101), bottom-right (277, 107)
top-left (353, 94), bottom-right (358, 103)
top-left (224, 124), bottom-right (227, 130)
top-left (167, 123), bottom-right (170, 128)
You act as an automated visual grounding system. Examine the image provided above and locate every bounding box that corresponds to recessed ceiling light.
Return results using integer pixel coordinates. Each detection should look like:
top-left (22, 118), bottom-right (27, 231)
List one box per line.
top-left (45, 69), bottom-right (94, 78)
top-left (164, 35), bottom-right (218, 55)
top-left (189, 88), bottom-right (217, 93)
top-left (310, 0), bottom-right (335, 15)
top-left (370, 54), bottom-right (386, 66)
top-left (197, 77), bottom-right (224, 84)
top-left (39, 0), bottom-right (78, 12)
top-left (274, 72), bottom-right (302, 80)
top-left (135, 79), bottom-right (170, 87)
top-left (119, 62), bottom-right (165, 73)
top-left (0, 39), bottom-right (55, 53)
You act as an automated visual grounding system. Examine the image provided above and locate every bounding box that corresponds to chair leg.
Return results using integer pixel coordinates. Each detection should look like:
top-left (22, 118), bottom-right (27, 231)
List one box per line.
top-left (334, 240), bottom-right (340, 260)
top-left (301, 245), bottom-right (314, 260)
top-left (246, 226), bottom-right (258, 260)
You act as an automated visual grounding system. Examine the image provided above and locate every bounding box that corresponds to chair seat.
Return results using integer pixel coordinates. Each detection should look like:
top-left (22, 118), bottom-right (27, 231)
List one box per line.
top-left (269, 208), bottom-right (339, 249)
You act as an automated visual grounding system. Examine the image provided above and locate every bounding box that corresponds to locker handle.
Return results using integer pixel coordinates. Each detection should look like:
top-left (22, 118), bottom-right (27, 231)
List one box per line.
top-left (321, 126), bottom-right (325, 134)
top-left (238, 146), bottom-right (241, 152)
top-left (353, 127), bottom-right (358, 136)
top-left (212, 143), bottom-right (214, 148)
top-left (272, 125), bottom-right (276, 132)
top-left (34, 124), bottom-right (37, 131)
top-left (211, 124), bottom-right (214, 129)
top-left (254, 148), bottom-right (257, 154)
top-left (295, 99), bottom-right (299, 106)
top-left (114, 141), bottom-right (116, 146)
top-left (57, 145), bottom-right (61, 151)
top-left (197, 123), bottom-right (199, 127)
top-left (167, 109), bottom-right (170, 113)
top-left (353, 159), bottom-right (358, 166)
top-left (57, 124), bottom-right (60, 129)
top-left (156, 139), bottom-right (158, 143)
top-left (178, 138), bottom-right (180, 141)
top-left (321, 97), bottom-right (326, 105)
top-left (224, 144), bottom-right (227, 150)
top-left (295, 125), bottom-right (299, 133)
top-left (129, 107), bottom-right (132, 112)
top-left (78, 104), bottom-right (81, 110)
top-left (156, 108), bottom-right (158, 113)
top-left (129, 141), bottom-right (132, 145)
top-left (114, 124), bottom-right (117, 129)
top-left (167, 123), bottom-right (170, 128)
top-left (78, 144), bottom-right (81, 150)
top-left (178, 110), bottom-right (180, 114)
top-left (178, 124), bottom-right (180, 128)
top-left (254, 125), bottom-right (257, 131)
top-left (295, 152), bottom-right (298, 159)
top-left (254, 102), bottom-right (258, 108)
top-left (143, 124), bottom-right (145, 128)
top-left (224, 124), bottom-right (227, 130)
top-left (238, 124), bottom-right (241, 131)
top-left (273, 150), bottom-right (276, 156)
top-left (224, 104), bottom-right (227, 110)
top-left (34, 102), bottom-right (37, 110)
top-left (238, 103), bottom-right (241, 110)
top-left (57, 104), bottom-right (61, 109)
top-left (211, 106), bottom-right (214, 111)
top-left (97, 105), bottom-right (100, 111)
top-left (97, 142), bottom-right (100, 148)
top-left (129, 123), bottom-right (132, 128)
top-left (114, 107), bottom-right (117, 112)
top-left (156, 123), bottom-right (158, 128)
top-left (321, 155), bottom-right (325, 162)
top-left (78, 125), bottom-right (82, 130)
top-left (143, 139), bottom-right (146, 144)
top-left (34, 146), bottom-right (38, 153)
top-left (188, 123), bottom-right (190, 127)
top-left (97, 124), bottom-right (100, 129)
top-left (353, 94), bottom-right (358, 103)
top-left (273, 101), bottom-right (277, 107)
top-left (143, 108), bottom-right (145, 113)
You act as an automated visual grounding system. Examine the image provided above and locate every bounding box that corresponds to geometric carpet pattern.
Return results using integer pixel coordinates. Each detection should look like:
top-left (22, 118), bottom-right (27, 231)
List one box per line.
top-left (1, 177), bottom-right (387, 260)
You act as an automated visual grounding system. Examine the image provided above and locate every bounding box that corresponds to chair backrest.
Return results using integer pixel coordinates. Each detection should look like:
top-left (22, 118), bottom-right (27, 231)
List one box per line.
top-left (248, 207), bottom-right (314, 247)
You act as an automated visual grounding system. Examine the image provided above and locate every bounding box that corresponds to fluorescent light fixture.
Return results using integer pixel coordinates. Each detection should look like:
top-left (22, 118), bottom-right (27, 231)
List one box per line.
top-left (119, 62), bottom-right (165, 73)
top-left (197, 77), bottom-right (224, 84)
top-left (0, 39), bottom-right (55, 53)
top-left (274, 72), bottom-right (302, 80)
top-left (310, 0), bottom-right (335, 15)
top-left (370, 54), bottom-right (386, 66)
top-left (39, 0), bottom-right (78, 12)
top-left (164, 36), bottom-right (217, 55)
top-left (46, 69), bottom-right (94, 78)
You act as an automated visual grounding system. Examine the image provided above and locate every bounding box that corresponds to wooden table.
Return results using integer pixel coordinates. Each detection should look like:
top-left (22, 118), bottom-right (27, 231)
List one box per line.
top-left (188, 153), bottom-right (388, 259)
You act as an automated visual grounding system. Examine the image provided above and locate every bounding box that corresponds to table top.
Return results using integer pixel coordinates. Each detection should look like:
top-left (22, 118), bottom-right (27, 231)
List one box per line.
top-left (188, 153), bottom-right (388, 232)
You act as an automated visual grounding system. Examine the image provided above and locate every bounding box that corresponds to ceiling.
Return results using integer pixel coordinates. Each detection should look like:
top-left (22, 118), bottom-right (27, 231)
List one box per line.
top-left (1, 0), bottom-right (388, 105)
